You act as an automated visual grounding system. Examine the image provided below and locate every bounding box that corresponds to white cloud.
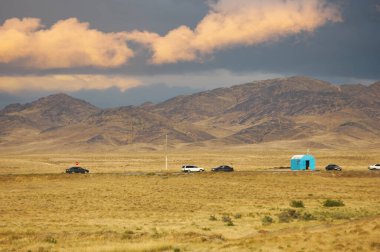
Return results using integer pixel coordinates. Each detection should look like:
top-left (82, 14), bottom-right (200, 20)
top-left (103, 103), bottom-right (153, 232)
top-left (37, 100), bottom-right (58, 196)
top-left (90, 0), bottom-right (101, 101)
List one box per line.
top-left (0, 18), bottom-right (133, 69)
top-left (0, 70), bottom-right (285, 94)
top-left (127, 0), bottom-right (342, 64)
top-left (0, 74), bottom-right (141, 93)
top-left (0, 1), bottom-right (343, 70)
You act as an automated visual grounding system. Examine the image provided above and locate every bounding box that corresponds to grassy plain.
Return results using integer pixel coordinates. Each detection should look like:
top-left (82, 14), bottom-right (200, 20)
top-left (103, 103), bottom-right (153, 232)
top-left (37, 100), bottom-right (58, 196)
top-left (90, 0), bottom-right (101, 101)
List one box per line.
top-left (0, 146), bottom-right (379, 174)
top-left (0, 148), bottom-right (380, 251)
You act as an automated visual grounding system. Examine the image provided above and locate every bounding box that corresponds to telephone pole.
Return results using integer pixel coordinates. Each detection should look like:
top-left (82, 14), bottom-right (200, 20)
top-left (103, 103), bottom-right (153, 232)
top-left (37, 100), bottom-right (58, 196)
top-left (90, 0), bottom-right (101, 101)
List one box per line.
top-left (165, 134), bottom-right (168, 171)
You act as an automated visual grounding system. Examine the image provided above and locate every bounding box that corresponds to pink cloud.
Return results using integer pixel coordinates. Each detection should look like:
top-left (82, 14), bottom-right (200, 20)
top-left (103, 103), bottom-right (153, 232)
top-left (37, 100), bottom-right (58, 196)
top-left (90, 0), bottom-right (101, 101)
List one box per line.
top-left (0, 18), bottom-right (134, 69)
top-left (127, 0), bottom-right (342, 64)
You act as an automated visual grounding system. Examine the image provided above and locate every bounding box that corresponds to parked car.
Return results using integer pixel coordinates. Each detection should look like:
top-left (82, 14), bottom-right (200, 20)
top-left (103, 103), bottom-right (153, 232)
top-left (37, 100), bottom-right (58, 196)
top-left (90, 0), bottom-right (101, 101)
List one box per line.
top-left (368, 164), bottom-right (380, 170)
top-left (66, 167), bottom-right (89, 174)
top-left (211, 165), bottom-right (234, 172)
top-left (181, 165), bottom-right (205, 173)
top-left (325, 164), bottom-right (342, 171)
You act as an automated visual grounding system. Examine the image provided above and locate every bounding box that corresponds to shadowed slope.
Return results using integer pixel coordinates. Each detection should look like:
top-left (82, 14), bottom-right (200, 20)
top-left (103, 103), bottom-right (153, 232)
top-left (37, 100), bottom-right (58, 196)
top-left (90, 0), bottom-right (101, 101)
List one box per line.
top-left (0, 77), bottom-right (379, 150)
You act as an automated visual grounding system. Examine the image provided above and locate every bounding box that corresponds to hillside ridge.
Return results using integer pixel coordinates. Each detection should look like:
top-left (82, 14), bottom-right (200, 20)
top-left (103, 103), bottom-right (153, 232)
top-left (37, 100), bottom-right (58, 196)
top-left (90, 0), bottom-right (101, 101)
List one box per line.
top-left (1, 76), bottom-right (379, 151)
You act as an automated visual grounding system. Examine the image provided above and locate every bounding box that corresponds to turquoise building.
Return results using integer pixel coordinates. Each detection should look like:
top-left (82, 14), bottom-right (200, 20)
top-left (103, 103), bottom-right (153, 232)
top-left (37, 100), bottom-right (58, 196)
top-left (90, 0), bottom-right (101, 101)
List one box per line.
top-left (291, 154), bottom-right (316, 171)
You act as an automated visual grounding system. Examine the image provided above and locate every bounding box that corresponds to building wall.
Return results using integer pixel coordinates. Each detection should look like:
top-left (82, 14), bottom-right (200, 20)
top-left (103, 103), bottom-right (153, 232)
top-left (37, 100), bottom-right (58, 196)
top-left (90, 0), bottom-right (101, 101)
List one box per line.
top-left (291, 155), bottom-right (316, 170)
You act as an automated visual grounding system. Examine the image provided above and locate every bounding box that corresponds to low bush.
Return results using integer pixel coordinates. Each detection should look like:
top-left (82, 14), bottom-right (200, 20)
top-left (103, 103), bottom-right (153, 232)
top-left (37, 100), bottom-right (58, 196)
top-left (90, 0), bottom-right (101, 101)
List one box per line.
top-left (323, 199), bottom-right (345, 207)
top-left (122, 230), bottom-right (134, 240)
top-left (301, 212), bottom-right (316, 221)
top-left (209, 215), bottom-right (217, 221)
top-left (290, 200), bottom-right (305, 208)
top-left (234, 213), bottom-right (242, 219)
top-left (222, 215), bottom-right (232, 223)
top-left (151, 227), bottom-right (164, 239)
top-left (319, 211), bottom-right (353, 220)
top-left (222, 216), bottom-right (234, 226)
top-left (225, 220), bottom-right (234, 226)
top-left (44, 236), bottom-right (57, 244)
top-left (262, 216), bottom-right (274, 225)
top-left (278, 209), bottom-right (300, 223)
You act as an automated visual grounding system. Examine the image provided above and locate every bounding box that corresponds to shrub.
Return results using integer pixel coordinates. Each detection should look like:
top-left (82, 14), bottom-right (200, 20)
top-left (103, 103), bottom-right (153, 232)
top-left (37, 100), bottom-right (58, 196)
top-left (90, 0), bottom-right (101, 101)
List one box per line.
top-left (262, 216), bottom-right (274, 225)
top-left (278, 209), bottom-right (300, 223)
top-left (226, 220), bottom-right (234, 226)
top-left (122, 230), bottom-right (134, 240)
top-left (323, 199), bottom-right (345, 207)
top-left (290, 200), bottom-right (305, 208)
top-left (301, 212), bottom-right (316, 221)
top-left (278, 212), bottom-right (291, 223)
top-left (234, 213), bottom-right (242, 219)
top-left (44, 236), bottom-right (57, 244)
top-left (151, 227), bottom-right (163, 239)
top-left (248, 213), bottom-right (256, 217)
top-left (222, 216), bottom-right (234, 226)
top-left (321, 211), bottom-right (353, 220)
top-left (209, 215), bottom-right (217, 221)
top-left (222, 215), bottom-right (232, 223)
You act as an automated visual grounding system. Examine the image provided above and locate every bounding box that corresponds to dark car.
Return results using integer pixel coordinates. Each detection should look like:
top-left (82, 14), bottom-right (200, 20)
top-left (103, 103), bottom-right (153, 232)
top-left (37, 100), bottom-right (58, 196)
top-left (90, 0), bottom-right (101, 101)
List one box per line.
top-left (66, 167), bottom-right (89, 174)
top-left (325, 164), bottom-right (342, 171)
top-left (211, 165), bottom-right (234, 172)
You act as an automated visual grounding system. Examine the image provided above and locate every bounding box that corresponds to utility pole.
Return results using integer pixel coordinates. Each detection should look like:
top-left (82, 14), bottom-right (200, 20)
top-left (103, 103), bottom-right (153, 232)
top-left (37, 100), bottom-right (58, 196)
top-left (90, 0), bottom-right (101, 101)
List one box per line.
top-left (130, 120), bottom-right (134, 144)
top-left (165, 134), bottom-right (168, 171)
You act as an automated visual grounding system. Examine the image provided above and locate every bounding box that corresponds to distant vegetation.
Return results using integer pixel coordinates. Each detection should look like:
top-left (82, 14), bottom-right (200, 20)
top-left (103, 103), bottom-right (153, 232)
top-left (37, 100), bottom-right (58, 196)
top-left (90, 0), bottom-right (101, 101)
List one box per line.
top-left (290, 200), bottom-right (305, 208)
top-left (262, 216), bottom-right (274, 225)
top-left (323, 199), bottom-right (345, 207)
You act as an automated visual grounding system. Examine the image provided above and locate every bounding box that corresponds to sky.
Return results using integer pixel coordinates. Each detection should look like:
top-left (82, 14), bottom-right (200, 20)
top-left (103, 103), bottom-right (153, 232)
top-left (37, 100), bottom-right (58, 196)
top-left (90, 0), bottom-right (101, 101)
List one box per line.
top-left (0, 0), bottom-right (379, 108)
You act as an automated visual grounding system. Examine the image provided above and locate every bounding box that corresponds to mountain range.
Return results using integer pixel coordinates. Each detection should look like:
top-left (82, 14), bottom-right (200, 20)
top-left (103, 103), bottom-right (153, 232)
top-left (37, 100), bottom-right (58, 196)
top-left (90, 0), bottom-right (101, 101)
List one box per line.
top-left (1, 76), bottom-right (379, 152)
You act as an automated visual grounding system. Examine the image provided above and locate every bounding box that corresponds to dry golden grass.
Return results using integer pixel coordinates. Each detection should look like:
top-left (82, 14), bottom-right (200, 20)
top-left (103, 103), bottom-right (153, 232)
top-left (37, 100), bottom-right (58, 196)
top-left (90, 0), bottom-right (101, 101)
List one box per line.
top-left (0, 147), bottom-right (379, 174)
top-left (0, 149), bottom-right (380, 251)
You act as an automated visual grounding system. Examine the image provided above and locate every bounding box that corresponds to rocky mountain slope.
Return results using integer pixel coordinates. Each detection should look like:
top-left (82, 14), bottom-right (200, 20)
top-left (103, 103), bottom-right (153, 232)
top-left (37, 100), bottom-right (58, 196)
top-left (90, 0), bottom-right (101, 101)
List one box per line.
top-left (1, 76), bottom-right (379, 151)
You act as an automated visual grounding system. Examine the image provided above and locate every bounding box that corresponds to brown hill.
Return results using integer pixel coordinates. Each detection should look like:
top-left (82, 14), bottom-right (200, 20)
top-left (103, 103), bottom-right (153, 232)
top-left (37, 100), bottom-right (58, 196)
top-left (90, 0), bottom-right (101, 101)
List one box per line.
top-left (151, 76), bottom-right (380, 146)
top-left (0, 93), bottom-right (100, 130)
top-left (0, 76), bottom-right (379, 151)
top-left (0, 95), bottom-right (214, 150)
top-left (155, 76), bottom-right (380, 122)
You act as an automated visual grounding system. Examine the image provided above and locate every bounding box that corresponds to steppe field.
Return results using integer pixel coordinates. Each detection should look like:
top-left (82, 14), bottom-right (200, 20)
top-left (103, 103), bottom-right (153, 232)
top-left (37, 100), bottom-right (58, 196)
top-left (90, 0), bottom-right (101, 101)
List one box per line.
top-left (1, 147), bottom-right (380, 251)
